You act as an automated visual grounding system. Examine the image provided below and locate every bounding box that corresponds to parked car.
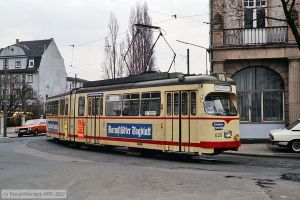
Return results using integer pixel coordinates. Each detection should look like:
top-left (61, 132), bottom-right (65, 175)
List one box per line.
top-left (15, 119), bottom-right (47, 137)
top-left (269, 119), bottom-right (300, 152)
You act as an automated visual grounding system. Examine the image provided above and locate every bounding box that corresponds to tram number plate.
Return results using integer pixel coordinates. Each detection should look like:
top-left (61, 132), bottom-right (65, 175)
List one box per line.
top-left (215, 133), bottom-right (223, 138)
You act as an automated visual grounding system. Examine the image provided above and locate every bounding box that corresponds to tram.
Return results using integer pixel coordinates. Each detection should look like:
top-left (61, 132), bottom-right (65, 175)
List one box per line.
top-left (46, 72), bottom-right (240, 155)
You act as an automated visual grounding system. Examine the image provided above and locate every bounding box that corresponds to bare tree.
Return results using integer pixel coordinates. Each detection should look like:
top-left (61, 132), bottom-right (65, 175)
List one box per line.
top-left (101, 13), bottom-right (126, 79)
top-left (116, 41), bottom-right (126, 78)
top-left (280, 0), bottom-right (300, 50)
top-left (0, 74), bottom-right (44, 121)
top-left (125, 2), bottom-right (156, 75)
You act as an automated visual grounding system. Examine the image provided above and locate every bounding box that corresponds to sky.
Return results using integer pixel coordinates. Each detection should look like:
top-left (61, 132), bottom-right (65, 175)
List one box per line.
top-left (0, 0), bottom-right (210, 81)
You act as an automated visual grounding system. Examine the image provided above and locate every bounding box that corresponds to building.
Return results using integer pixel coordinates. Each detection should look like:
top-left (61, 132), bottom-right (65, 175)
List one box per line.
top-left (0, 38), bottom-right (67, 103)
top-left (67, 76), bottom-right (87, 90)
top-left (210, 0), bottom-right (300, 138)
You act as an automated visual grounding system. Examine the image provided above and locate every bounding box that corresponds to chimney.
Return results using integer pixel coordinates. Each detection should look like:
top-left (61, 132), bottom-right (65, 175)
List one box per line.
top-left (16, 39), bottom-right (19, 44)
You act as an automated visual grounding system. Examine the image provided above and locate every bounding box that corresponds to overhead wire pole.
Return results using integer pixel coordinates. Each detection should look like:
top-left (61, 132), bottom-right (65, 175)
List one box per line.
top-left (69, 45), bottom-right (77, 88)
top-left (176, 40), bottom-right (210, 75)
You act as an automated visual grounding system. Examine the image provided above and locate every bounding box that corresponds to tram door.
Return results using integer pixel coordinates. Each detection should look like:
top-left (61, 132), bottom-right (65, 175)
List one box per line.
top-left (87, 94), bottom-right (103, 144)
top-left (165, 91), bottom-right (192, 152)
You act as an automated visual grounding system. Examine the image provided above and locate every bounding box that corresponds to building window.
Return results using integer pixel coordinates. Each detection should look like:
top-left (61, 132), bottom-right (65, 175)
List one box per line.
top-left (15, 75), bottom-right (21, 83)
top-left (27, 74), bottom-right (33, 83)
top-left (2, 59), bottom-right (7, 69)
top-left (244, 0), bottom-right (266, 28)
top-left (15, 60), bottom-right (21, 68)
top-left (29, 59), bottom-right (34, 68)
top-left (233, 67), bottom-right (284, 122)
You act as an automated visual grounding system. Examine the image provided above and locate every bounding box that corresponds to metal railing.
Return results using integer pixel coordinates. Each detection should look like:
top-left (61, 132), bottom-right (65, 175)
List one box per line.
top-left (224, 26), bottom-right (288, 46)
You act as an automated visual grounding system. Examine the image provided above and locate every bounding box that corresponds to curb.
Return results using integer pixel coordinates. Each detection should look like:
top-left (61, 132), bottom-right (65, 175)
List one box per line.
top-left (222, 152), bottom-right (300, 159)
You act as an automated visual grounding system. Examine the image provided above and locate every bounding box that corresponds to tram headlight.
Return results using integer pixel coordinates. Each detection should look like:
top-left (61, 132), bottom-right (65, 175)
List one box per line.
top-left (224, 130), bottom-right (232, 138)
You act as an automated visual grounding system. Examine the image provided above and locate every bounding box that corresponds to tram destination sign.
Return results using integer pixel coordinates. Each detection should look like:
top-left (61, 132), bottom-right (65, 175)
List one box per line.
top-left (107, 123), bottom-right (152, 139)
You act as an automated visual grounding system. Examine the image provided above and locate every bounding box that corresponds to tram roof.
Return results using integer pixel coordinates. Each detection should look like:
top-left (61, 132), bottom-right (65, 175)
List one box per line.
top-left (79, 72), bottom-right (235, 92)
top-left (47, 72), bottom-right (236, 99)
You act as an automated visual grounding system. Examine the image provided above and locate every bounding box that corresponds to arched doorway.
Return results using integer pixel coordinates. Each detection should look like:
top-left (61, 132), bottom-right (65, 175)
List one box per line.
top-left (233, 67), bottom-right (284, 123)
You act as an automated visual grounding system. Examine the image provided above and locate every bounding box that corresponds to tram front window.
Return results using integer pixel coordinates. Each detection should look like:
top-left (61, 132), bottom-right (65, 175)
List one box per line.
top-left (204, 93), bottom-right (237, 116)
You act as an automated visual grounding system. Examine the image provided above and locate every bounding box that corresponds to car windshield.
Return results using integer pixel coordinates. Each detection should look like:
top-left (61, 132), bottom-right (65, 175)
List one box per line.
top-left (286, 120), bottom-right (300, 130)
top-left (25, 120), bottom-right (38, 126)
top-left (204, 93), bottom-right (238, 116)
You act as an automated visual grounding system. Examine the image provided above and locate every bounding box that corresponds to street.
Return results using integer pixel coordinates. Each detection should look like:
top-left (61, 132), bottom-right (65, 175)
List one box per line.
top-left (0, 136), bottom-right (299, 200)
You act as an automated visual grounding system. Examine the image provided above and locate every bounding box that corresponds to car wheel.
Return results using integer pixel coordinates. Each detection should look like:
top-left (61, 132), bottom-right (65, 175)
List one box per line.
top-left (289, 140), bottom-right (300, 153)
top-left (18, 133), bottom-right (23, 137)
top-left (34, 129), bottom-right (39, 136)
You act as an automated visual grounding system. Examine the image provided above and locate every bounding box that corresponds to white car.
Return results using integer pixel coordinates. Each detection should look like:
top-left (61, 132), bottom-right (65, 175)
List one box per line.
top-left (269, 119), bottom-right (300, 152)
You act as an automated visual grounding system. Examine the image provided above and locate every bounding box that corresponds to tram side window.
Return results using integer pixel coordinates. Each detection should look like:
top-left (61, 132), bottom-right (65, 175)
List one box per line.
top-left (174, 93), bottom-right (179, 115)
top-left (141, 92), bottom-right (161, 116)
top-left (46, 102), bottom-right (51, 116)
top-left (167, 93), bottom-right (172, 116)
top-left (88, 98), bottom-right (92, 116)
top-left (95, 98), bottom-right (100, 116)
top-left (182, 92), bottom-right (188, 115)
top-left (122, 93), bottom-right (140, 116)
top-left (100, 97), bottom-right (103, 116)
top-left (47, 100), bottom-right (59, 116)
top-left (55, 101), bottom-right (59, 115)
top-left (191, 92), bottom-right (197, 115)
top-left (78, 97), bottom-right (85, 116)
top-left (106, 94), bottom-right (122, 116)
top-left (65, 99), bottom-right (69, 116)
top-left (59, 99), bottom-right (65, 116)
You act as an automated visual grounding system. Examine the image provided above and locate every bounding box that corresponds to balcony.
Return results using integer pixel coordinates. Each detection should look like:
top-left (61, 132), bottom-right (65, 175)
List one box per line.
top-left (224, 26), bottom-right (288, 46)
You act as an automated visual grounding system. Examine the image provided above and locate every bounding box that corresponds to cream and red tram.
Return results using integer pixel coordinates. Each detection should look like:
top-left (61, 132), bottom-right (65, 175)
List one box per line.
top-left (46, 72), bottom-right (240, 155)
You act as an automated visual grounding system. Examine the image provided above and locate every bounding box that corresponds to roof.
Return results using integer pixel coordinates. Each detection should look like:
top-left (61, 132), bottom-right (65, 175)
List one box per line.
top-left (83, 72), bottom-right (183, 88)
top-left (80, 73), bottom-right (235, 93)
top-left (67, 76), bottom-right (88, 82)
top-left (17, 39), bottom-right (52, 57)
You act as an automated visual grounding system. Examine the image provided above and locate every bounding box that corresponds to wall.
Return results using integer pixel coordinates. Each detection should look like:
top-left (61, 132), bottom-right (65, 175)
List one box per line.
top-left (0, 45), bottom-right (27, 70)
top-left (213, 0), bottom-right (295, 29)
top-left (240, 123), bottom-right (285, 138)
top-left (38, 40), bottom-right (67, 100)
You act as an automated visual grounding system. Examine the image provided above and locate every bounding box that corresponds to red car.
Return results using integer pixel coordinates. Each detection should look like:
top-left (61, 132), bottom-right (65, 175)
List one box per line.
top-left (15, 119), bottom-right (47, 137)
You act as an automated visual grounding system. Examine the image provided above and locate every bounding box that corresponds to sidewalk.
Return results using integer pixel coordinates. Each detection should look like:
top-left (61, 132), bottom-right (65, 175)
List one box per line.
top-left (0, 127), bottom-right (18, 138)
top-left (223, 143), bottom-right (300, 159)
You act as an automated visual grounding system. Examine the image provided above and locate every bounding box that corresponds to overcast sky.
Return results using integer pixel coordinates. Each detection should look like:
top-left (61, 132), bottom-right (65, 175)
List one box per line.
top-left (0, 0), bottom-right (210, 81)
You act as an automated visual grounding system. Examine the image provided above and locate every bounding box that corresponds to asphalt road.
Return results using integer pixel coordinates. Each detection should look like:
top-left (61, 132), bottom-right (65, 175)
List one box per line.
top-left (0, 136), bottom-right (299, 200)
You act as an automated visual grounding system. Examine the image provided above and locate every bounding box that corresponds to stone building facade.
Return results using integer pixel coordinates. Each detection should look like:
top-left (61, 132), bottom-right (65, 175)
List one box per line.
top-left (0, 38), bottom-right (67, 103)
top-left (210, 0), bottom-right (300, 138)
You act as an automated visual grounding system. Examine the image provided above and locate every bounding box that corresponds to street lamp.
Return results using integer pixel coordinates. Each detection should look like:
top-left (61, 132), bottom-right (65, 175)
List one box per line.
top-left (3, 58), bottom-right (8, 137)
top-left (176, 40), bottom-right (210, 75)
